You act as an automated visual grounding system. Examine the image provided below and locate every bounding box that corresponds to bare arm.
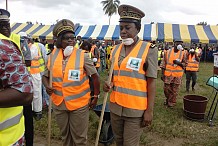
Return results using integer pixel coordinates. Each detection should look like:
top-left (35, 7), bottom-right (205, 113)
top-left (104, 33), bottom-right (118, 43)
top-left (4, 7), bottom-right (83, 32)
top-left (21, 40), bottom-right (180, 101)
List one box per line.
top-left (0, 89), bottom-right (33, 108)
top-left (91, 73), bottom-right (100, 96)
top-left (42, 74), bottom-right (54, 96)
top-left (89, 73), bottom-right (100, 109)
top-left (146, 77), bottom-right (156, 112)
top-left (142, 77), bottom-right (156, 127)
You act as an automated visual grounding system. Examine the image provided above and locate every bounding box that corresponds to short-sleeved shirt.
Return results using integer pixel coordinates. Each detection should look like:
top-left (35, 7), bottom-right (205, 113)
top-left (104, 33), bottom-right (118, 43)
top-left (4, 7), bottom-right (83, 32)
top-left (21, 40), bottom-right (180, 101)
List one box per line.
top-left (110, 41), bottom-right (158, 117)
top-left (0, 39), bottom-right (33, 93)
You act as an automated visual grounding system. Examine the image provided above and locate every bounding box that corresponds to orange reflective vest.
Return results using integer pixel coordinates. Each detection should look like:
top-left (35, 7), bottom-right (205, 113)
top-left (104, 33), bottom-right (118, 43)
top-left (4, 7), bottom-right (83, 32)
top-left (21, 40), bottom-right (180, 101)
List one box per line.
top-left (164, 48), bottom-right (184, 77)
top-left (186, 54), bottom-right (199, 71)
top-left (29, 44), bottom-right (41, 74)
top-left (91, 45), bottom-right (100, 67)
top-left (110, 41), bottom-right (150, 110)
top-left (47, 48), bottom-right (91, 110)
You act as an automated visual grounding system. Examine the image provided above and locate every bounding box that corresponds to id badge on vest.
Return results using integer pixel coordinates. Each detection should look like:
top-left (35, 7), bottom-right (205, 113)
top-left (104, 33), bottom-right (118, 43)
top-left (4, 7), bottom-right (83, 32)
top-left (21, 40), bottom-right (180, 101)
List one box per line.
top-left (68, 70), bottom-right (80, 81)
top-left (126, 57), bottom-right (142, 71)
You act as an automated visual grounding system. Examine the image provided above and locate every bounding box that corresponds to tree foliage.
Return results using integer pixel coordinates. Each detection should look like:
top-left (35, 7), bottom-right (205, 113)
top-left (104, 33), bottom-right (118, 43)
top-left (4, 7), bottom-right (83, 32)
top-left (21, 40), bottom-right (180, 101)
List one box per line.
top-left (197, 21), bottom-right (208, 25)
top-left (101, 0), bottom-right (120, 24)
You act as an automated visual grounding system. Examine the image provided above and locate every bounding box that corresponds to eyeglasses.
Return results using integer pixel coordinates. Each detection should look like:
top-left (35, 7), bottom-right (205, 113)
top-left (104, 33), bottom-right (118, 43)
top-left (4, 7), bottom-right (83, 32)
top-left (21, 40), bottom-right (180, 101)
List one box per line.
top-left (62, 35), bottom-right (76, 40)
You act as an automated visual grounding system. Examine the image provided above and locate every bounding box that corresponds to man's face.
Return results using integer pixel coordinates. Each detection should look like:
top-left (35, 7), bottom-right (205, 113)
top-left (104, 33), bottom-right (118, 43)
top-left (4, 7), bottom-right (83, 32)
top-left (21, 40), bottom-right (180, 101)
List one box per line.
top-left (174, 41), bottom-right (182, 47)
top-left (0, 21), bottom-right (11, 37)
top-left (119, 22), bottom-right (138, 39)
top-left (61, 32), bottom-right (76, 49)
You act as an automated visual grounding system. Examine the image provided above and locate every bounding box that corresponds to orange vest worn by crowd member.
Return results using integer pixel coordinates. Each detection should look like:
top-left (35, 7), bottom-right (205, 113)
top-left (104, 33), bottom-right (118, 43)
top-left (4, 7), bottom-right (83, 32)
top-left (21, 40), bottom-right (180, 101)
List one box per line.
top-left (164, 48), bottom-right (184, 77)
top-left (47, 48), bottom-right (90, 110)
top-left (29, 44), bottom-right (41, 74)
top-left (110, 41), bottom-right (151, 110)
top-left (91, 44), bottom-right (100, 68)
top-left (186, 54), bottom-right (199, 72)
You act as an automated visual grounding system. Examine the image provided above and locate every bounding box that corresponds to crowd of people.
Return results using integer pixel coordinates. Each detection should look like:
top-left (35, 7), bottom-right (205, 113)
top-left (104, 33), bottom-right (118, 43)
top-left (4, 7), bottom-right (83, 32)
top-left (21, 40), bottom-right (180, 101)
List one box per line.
top-left (0, 3), bottom-right (213, 146)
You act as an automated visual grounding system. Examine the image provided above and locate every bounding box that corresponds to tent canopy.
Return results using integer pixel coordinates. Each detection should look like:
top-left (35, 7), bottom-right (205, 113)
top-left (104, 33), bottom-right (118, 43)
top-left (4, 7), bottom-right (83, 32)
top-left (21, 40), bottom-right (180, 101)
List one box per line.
top-left (11, 22), bottom-right (218, 43)
top-left (75, 24), bottom-right (157, 41)
top-left (11, 23), bottom-right (156, 41)
top-left (157, 23), bottom-right (218, 43)
top-left (11, 23), bottom-right (54, 39)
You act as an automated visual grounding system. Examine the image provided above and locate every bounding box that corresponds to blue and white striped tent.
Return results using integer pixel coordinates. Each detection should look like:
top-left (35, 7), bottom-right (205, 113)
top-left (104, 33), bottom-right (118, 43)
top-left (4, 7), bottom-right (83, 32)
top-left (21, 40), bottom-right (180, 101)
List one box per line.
top-left (11, 22), bottom-right (218, 43)
top-left (157, 23), bottom-right (218, 43)
top-left (11, 23), bottom-right (157, 41)
top-left (75, 24), bottom-right (157, 41)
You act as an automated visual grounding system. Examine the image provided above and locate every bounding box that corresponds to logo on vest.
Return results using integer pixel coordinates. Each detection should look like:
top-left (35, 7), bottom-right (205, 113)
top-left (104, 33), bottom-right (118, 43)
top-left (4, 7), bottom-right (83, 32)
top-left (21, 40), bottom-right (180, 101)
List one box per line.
top-left (126, 57), bottom-right (142, 71)
top-left (68, 70), bottom-right (80, 81)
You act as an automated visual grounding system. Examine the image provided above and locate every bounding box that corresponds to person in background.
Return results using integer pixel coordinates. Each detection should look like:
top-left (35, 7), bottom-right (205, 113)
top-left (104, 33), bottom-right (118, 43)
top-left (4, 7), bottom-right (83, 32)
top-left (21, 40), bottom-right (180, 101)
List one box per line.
top-left (74, 35), bottom-right (83, 49)
top-left (158, 44), bottom-right (164, 66)
top-left (105, 42), bottom-right (113, 69)
top-left (103, 4), bottom-right (157, 146)
top-left (18, 32), bottom-right (35, 146)
top-left (196, 43), bottom-right (202, 58)
top-left (89, 38), bottom-right (100, 71)
top-left (28, 37), bottom-right (44, 121)
top-left (99, 42), bottom-right (106, 72)
top-left (40, 38), bottom-right (47, 46)
top-left (42, 19), bottom-right (100, 146)
top-left (185, 43), bottom-right (200, 93)
top-left (161, 40), bottom-right (186, 107)
top-left (33, 38), bottom-right (50, 110)
top-left (0, 8), bottom-right (33, 146)
top-left (18, 32), bottom-right (32, 67)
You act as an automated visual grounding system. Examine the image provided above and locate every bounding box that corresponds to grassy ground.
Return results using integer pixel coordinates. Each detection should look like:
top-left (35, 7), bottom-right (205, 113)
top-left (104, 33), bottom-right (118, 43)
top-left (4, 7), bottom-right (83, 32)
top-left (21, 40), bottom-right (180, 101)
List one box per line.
top-left (35, 62), bottom-right (218, 146)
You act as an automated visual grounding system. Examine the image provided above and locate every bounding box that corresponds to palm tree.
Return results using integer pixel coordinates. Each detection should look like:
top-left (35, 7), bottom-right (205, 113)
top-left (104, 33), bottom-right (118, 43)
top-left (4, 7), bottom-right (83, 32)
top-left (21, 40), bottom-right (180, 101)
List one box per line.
top-left (101, 0), bottom-right (120, 25)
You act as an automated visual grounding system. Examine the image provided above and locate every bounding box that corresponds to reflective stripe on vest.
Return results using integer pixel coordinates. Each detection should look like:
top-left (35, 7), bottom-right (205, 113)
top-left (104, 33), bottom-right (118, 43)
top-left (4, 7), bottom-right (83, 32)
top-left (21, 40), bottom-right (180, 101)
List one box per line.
top-left (114, 86), bottom-right (147, 97)
top-left (0, 111), bottom-right (23, 131)
top-left (186, 54), bottom-right (199, 71)
top-left (0, 106), bottom-right (25, 146)
top-left (35, 43), bottom-right (46, 72)
top-left (164, 48), bottom-right (184, 77)
top-left (110, 41), bottom-right (150, 110)
top-left (49, 48), bottom-right (91, 110)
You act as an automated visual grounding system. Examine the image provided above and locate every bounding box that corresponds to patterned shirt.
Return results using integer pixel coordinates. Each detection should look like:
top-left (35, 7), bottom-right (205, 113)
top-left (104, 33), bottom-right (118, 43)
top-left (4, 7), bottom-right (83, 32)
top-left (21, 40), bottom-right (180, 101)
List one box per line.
top-left (0, 39), bottom-right (33, 93)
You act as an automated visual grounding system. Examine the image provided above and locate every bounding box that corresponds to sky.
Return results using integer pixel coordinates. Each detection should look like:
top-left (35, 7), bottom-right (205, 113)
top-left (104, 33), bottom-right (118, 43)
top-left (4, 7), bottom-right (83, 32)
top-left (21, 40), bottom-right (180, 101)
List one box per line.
top-left (0, 0), bottom-right (218, 26)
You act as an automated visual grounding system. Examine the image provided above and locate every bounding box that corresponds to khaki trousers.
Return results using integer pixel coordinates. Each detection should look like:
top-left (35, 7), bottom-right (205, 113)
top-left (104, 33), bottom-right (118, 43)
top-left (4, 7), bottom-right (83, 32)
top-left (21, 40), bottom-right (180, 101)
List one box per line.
top-left (53, 105), bottom-right (89, 146)
top-left (110, 112), bottom-right (143, 146)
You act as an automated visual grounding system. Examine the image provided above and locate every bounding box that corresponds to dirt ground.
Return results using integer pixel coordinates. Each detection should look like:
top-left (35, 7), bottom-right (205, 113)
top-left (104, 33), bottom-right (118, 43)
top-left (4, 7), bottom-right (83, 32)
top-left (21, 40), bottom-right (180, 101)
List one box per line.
top-left (34, 133), bottom-right (185, 146)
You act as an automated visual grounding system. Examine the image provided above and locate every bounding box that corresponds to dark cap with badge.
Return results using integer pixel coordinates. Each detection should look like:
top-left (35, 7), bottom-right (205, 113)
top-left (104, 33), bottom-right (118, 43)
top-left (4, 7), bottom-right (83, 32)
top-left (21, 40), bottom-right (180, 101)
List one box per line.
top-left (53, 19), bottom-right (74, 38)
top-left (118, 4), bottom-right (145, 23)
top-left (0, 9), bottom-right (10, 21)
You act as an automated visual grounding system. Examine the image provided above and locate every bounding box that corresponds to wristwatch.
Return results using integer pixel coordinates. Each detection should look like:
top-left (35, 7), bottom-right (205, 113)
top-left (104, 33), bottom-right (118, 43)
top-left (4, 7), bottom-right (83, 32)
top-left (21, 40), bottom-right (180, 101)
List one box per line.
top-left (93, 95), bottom-right (100, 99)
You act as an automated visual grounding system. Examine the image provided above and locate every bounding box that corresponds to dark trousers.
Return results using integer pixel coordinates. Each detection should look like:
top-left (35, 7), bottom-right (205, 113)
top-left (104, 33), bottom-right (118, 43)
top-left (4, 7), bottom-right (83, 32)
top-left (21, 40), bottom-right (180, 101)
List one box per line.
top-left (186, 71), bottom-right (197, 91)
top-left (23, 105), bottom-right (34, 146)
